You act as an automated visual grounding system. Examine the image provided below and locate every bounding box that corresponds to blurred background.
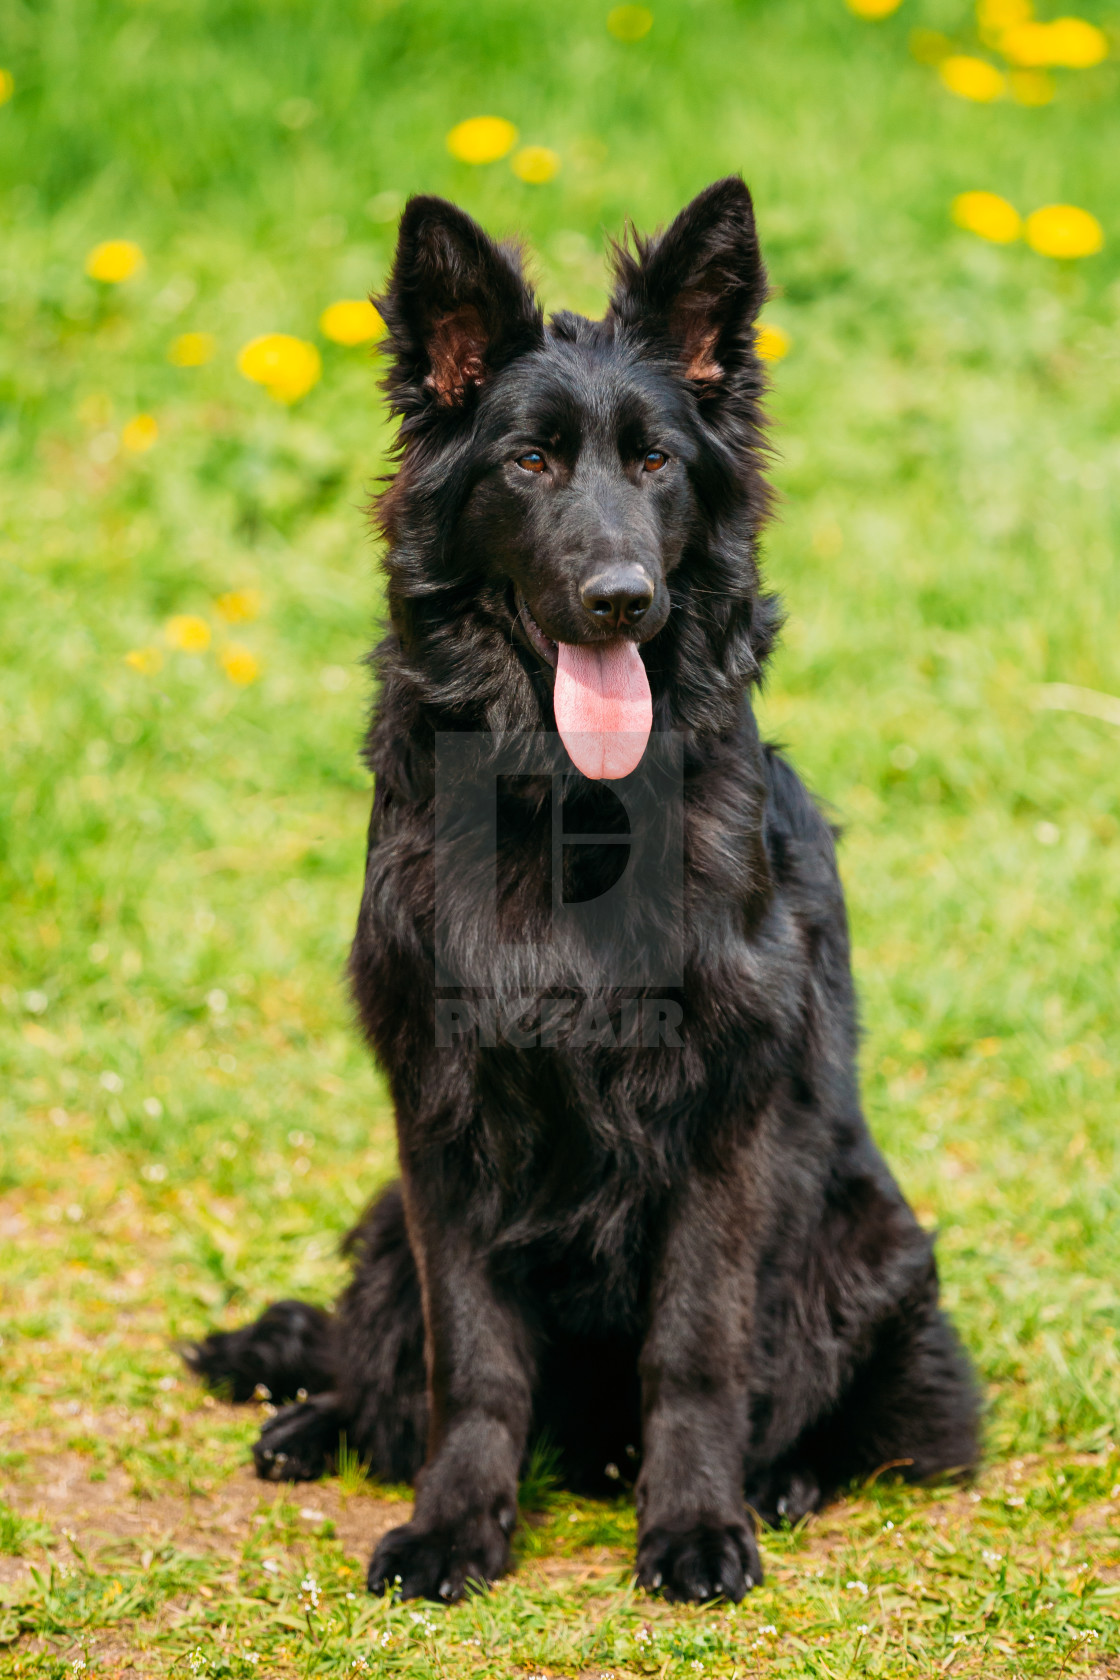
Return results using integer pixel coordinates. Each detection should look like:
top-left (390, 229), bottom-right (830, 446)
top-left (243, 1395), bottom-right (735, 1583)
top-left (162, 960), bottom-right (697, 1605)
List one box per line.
top-left (2, 0), bottom-right (1119, 1542)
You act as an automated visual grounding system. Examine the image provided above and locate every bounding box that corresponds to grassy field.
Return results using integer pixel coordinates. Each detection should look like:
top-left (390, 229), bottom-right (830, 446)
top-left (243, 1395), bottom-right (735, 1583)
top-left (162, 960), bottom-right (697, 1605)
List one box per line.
top-left (2, 0), bottom-right (1120, 1673)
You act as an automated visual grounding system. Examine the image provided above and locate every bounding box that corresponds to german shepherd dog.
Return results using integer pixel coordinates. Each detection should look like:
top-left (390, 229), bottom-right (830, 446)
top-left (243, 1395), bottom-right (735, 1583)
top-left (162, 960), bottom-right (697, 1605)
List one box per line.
top-left (188, 179), bottom-right (980, 1604)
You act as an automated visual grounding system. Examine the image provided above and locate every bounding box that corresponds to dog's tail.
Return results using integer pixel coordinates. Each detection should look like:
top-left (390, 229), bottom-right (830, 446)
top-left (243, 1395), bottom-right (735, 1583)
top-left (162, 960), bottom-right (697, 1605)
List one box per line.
top-left (183, 1299), bottom-right (334, 1404)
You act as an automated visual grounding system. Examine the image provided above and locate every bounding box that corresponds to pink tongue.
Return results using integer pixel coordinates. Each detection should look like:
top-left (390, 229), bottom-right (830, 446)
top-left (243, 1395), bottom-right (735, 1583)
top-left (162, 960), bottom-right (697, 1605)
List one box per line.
top-left (553, 640), bottom-right (652, 780)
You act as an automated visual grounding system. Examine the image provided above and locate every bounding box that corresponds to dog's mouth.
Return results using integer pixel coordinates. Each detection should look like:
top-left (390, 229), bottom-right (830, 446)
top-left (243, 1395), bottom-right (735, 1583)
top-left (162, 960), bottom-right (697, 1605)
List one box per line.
top-left (514, 591), bottom-right (653, 782)
top-left (515, 594), bottom-right (559, 668)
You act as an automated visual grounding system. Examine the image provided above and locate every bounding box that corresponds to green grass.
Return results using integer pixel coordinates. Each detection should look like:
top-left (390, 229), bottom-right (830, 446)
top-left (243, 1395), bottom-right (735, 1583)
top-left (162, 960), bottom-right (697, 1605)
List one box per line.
top-left (2, 0), bottom-right (1120, 1673)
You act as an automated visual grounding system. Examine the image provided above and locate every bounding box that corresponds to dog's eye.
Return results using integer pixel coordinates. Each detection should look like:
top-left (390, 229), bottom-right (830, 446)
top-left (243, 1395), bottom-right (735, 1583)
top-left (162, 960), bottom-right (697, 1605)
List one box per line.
top-left (643, 450), bottom-right (668, 472)
top-left (516, 452), bottom-right (545, 474)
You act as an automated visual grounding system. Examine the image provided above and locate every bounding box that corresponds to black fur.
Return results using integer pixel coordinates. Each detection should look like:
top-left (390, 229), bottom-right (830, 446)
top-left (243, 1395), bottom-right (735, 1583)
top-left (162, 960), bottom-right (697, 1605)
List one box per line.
top-left (187, 179), bottom-right (980, 1604)
top-left (184, 1299), bottom-right (332, 1403)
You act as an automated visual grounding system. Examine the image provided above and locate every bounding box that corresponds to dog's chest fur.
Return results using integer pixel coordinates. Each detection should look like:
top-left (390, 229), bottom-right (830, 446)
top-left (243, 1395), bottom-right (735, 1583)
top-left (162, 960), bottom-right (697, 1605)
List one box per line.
top-left (350, 696), bottom-right (856, 1342)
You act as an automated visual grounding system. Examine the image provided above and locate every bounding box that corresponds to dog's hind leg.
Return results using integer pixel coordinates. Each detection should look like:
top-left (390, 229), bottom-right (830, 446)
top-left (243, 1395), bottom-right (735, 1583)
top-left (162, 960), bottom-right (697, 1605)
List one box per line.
top-left (185, 1299), bottom-right (334, 1404)
top-left (256, 1183), bottom-right (428, 1485)
top-left (822, 1295), bottom-right (982, 1493)
top-left (754, 1285), bottom-right (981, 1523)
top-left (187, 1183), bottom-right (428, 1486)
top-left (186, 1301), bottom-right (345, 1481)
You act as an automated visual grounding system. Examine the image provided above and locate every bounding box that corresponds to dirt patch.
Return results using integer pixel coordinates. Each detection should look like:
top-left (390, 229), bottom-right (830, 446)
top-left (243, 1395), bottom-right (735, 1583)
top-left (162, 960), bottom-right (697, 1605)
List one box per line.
top-left (527, 1552), bottom-right (628, 1585)
top-left (2, 1451), bottom-right (411, 1566)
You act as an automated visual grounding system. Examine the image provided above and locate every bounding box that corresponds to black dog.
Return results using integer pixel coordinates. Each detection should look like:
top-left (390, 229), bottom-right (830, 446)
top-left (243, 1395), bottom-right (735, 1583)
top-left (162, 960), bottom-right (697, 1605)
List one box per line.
top-left (188, 179), bottom-right (980, 1604)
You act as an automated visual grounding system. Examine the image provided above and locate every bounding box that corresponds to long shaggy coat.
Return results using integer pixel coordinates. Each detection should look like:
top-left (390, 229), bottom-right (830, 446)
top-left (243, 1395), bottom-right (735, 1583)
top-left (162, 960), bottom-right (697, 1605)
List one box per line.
top-left (188, 178), bottom-right (980, 1605)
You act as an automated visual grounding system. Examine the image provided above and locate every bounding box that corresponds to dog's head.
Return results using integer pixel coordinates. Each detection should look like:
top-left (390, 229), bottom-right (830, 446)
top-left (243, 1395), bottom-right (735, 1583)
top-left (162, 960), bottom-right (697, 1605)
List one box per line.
top-left (376, 179), bottom-right (776, 778)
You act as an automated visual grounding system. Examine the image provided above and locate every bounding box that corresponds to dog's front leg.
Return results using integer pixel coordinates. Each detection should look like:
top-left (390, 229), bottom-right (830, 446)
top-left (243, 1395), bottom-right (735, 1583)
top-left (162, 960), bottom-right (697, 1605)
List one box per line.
top-left (635, 1162), bottom-right (763, 1603)
top-left (367, 1194), bottom-right (533, 1603)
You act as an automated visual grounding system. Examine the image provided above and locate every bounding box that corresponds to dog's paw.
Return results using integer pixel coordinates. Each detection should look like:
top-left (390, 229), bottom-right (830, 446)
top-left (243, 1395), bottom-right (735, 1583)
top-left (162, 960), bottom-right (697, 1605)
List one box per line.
top-left (745, 1464), bottom-right (822, 1528)
top-left (367, 1513), bottom-right (512, 1602)
top-left (773, 1468), bottom-right (821, 1524)
top-left (253, 1394), bottom-right (341, 1482)
top-left (182, 1300), bottom-right (332, 1403)
top-left (637, 1520), bottom-right (762, 1603)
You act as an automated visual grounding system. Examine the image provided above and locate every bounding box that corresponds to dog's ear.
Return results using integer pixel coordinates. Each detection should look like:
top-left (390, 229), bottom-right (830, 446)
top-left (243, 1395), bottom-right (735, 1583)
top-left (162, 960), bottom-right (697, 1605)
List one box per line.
top-left (608, 177), bottom-right (767, 394)
top-left (379, 195), bottom-right (543, 418)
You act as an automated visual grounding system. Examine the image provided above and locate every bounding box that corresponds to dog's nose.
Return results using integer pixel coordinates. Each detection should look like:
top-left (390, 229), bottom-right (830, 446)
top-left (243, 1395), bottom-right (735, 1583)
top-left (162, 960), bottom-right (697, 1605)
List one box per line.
top-left (579, 568), bottom-right (654, 631)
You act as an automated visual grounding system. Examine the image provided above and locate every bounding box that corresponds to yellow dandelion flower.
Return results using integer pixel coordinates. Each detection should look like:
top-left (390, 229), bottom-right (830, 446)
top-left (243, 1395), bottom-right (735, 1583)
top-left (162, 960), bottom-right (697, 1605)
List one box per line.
top-left (0, 68), bottom-right (14, 104)
top-left (607, 5), bottom-right (654, 39)
top-left (121, 414), bottom-right (159, 453)
top-left (320, 299), bottom-right (386, 346)
top-left (446, 116), bottom-right (518, 165)
top-left (511, 146), bottom-right (561, 185)
top-left (756, 323), bottom-right (792, 362)
top-left (164, 614), bottom-right (211, 653)
top-left (221, 645), bottom-right (260, 686)
top-left (85, 240), bottom-right (145, 283)
top-left (977, 0), bottom-right (1032, 30)
top-left (1000, 16), bottom-right (1107, 66)
top-left (124, 647), bottom-right (163, 675)
top-left (1008, 67), bottom-right (1054, 101)
top-left (1045, 16), bottom-right (1108, 66)
top-left (169, 332), bottom-right (216, 368)
top-left (1025, 203), bottom-right (1104, 258)
top-left (237, 334), bottom-right (321, 403)
top-left (215, 589), bottom-right (263, 624)
top-left (952, 191), bottom-right (1022, 243)
top-left (939, 55), bottom-right (1006, 99)
top-left (997, 20), bottom-right (1050, 61)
